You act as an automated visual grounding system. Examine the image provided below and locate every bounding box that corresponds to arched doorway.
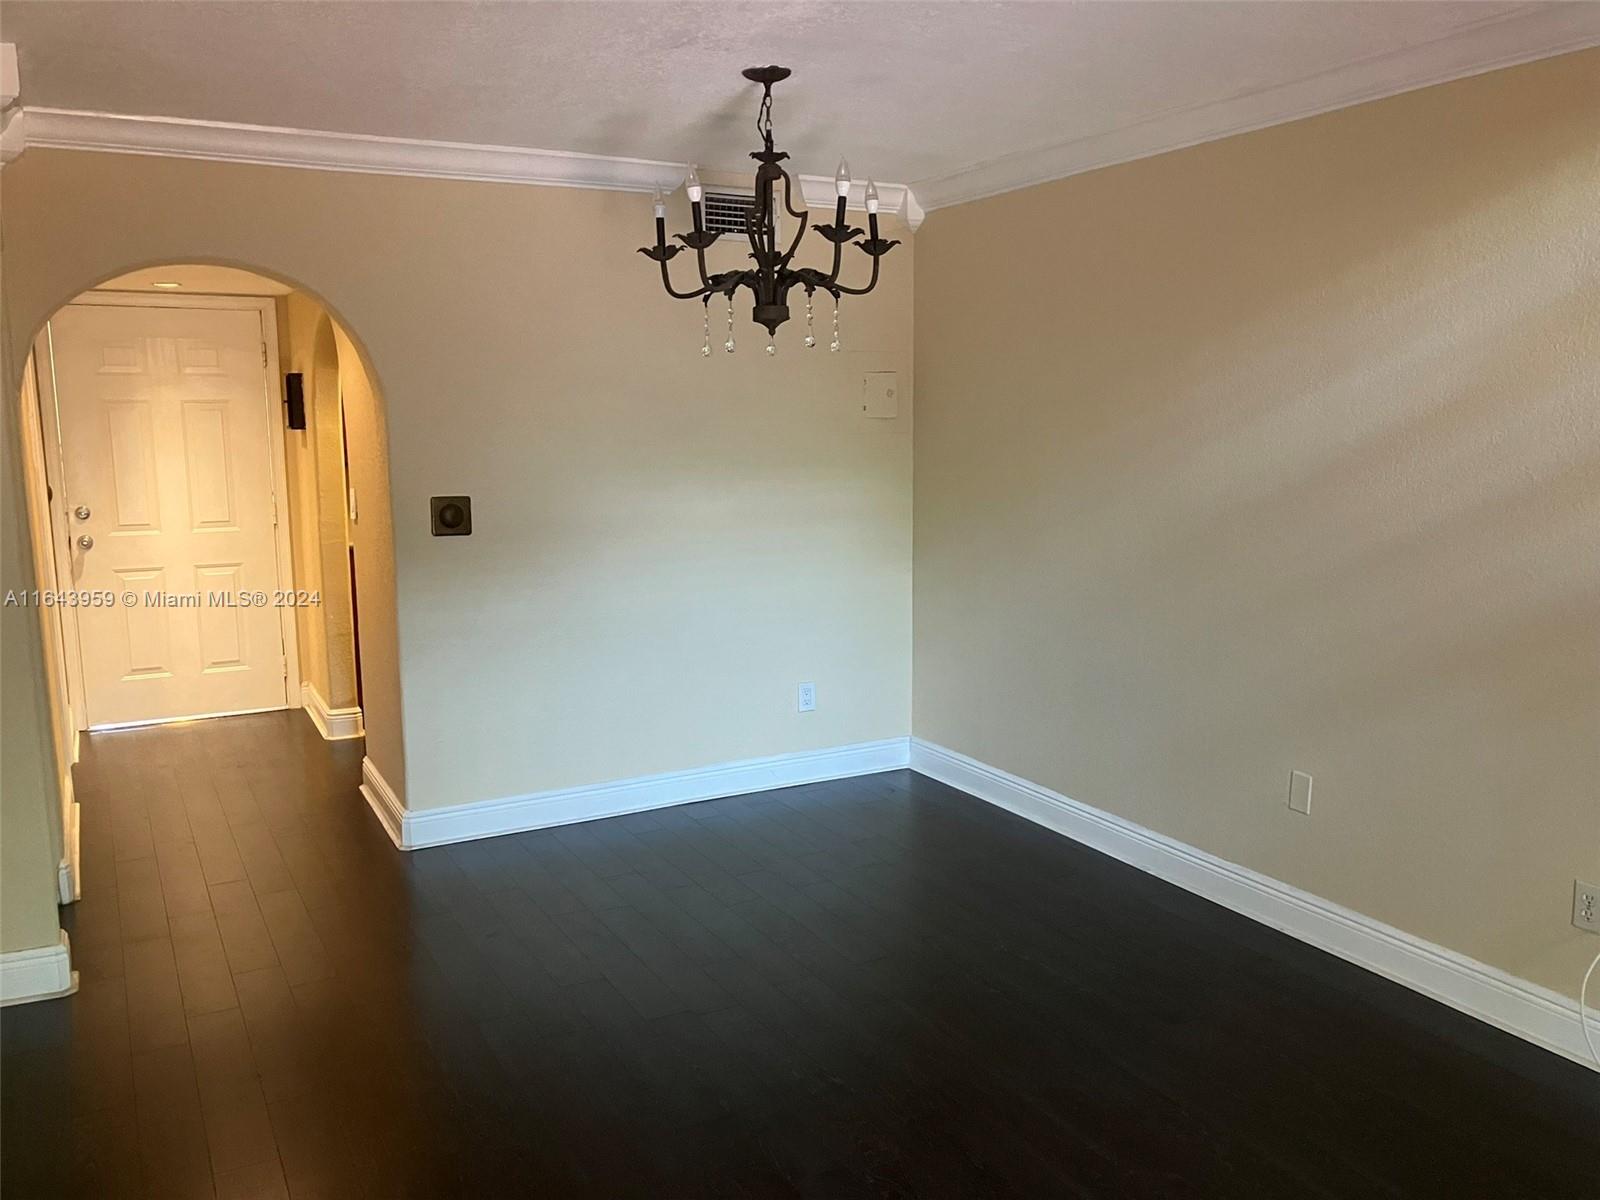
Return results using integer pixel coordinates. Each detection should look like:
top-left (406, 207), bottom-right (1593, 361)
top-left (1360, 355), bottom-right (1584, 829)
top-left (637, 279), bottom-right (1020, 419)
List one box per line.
top-left (11, 261), bottom-right (402, 915)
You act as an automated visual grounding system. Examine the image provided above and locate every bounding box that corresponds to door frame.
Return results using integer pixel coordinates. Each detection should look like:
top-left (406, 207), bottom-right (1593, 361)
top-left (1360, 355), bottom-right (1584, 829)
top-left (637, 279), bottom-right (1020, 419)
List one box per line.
top-left (36, 290), bottom-right (302, 730)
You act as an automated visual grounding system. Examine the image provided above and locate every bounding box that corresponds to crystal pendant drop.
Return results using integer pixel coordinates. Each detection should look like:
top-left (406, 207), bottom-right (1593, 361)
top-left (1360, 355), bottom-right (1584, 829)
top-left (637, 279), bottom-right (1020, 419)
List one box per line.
top-left (830, 302), bottom-right (841, 353)
top-left (804, 293), bottom-right (817, 348)
top-left (701, 304), bottom-right (712, 356)
top-left (724, 295), bottom-right (736, 354)
top-left (766, 338), bottom-right (776, 356)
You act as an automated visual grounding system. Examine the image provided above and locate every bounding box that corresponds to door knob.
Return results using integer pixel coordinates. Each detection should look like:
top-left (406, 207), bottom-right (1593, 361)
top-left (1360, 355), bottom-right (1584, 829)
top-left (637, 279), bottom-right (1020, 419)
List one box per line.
top-left (74, 505), bottom-right (91, 521)
top-left (77, 534), bottom-right (95, 550)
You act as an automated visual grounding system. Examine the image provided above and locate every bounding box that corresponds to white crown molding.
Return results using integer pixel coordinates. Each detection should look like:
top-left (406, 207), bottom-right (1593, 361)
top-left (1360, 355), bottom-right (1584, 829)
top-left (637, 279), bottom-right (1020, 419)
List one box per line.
top-left (0, 932), bottom-right (78, 1007)
top-left (20, 106), bottom-right (685, 191)
top-left (910, 5), bottom-right (1600, 212)
top-left (300, 681), bottom-right (364, 741)
top-left (0, 106), bottom-right (24, 164)
top-left (14, 107), bottom-right (925, 229)
top-left (910, 738), bottom-right (1600, 1072)
top-left (363, 737), bottom-right (910, 851)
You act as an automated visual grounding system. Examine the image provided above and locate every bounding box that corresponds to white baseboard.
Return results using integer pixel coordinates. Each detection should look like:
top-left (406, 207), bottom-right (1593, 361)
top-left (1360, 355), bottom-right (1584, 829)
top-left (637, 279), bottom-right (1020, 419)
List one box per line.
top-left (910, 738), bottom-right (1599, 1073)
top-left (360, 756), bottom-right (405, 849)
top-left (369, 737), bottom-right (912, 852)
top-left (300, 681), bottom-right (364, 741)
top-left (58, 791), bottom-right (81, 906)
top-left (57, 804), bottom-right (80, 904)
top-left (0, 932), bottom-right (78, 1006)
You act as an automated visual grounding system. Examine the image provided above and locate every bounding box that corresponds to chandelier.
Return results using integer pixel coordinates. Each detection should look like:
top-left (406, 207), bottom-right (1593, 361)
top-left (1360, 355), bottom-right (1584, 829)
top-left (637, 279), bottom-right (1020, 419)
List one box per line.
top-left (639, 65), bottom-right (899, 356)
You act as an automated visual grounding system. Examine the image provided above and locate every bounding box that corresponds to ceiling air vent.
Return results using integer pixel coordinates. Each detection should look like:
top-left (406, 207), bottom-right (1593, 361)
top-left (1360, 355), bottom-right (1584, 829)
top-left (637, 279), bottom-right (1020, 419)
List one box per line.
top-left (702, 191), bottom-right (758, 238)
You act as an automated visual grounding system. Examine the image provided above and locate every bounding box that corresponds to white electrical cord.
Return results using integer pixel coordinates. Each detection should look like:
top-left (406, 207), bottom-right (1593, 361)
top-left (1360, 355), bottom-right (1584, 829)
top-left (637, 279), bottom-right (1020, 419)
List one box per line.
top-left (1582, 946), bottom-right (1600, 1069)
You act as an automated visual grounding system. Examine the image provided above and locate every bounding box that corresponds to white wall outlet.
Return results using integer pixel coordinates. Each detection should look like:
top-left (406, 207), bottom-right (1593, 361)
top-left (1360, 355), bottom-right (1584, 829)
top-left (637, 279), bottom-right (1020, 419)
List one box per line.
top-left (1287, 770), bottom-right (1313, 815)
top-left (796, 682), bottom-right (816, 713)
top-left (1575, 880), bottom-right (1600, 933)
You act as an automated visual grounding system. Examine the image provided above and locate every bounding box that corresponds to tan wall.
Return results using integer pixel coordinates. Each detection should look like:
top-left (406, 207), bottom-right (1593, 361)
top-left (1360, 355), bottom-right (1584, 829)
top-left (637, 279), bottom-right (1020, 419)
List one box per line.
top-left (912, 50), bottom-right (1600, 999)
top-left (1, 343), bottom-right (64, 953)
top-left (16, 353), bottom-right (75, 854)
top-left (278, 293), bottom-right (360, 711)
top-left (278, 295), bottom-right (329, 700)
top-left (0, 151), bottom-right (913, 816)
top-left (332, 322), bottom-right (405, 799)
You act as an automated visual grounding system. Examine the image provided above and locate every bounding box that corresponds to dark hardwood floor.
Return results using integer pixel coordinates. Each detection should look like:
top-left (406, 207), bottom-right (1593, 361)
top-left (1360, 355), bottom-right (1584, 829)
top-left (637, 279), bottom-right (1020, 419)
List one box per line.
top-left (1, 711), bottom-right (1594, 1198)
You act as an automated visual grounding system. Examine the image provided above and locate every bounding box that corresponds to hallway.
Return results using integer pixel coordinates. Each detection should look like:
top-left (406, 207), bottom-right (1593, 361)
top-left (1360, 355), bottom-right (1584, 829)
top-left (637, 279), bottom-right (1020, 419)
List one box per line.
top-left (1, 712), bottom-right (1596, 1198)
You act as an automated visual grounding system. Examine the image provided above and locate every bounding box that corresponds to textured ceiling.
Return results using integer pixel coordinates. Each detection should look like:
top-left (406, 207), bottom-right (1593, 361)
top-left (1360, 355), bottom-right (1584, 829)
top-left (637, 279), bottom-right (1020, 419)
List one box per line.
top-left (2, 1), bottom-right (1587, 190)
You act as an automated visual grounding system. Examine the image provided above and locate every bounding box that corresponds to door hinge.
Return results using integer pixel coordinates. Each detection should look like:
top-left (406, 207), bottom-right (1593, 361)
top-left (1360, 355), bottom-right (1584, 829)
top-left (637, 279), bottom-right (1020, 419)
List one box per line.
top-left (261, 342), bottom-right (268, 369)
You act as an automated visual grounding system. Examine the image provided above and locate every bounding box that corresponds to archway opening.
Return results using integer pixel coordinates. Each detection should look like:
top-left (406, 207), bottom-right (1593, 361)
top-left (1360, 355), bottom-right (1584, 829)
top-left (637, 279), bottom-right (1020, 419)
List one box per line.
top-left (13, 261), bottom-right (402, 907)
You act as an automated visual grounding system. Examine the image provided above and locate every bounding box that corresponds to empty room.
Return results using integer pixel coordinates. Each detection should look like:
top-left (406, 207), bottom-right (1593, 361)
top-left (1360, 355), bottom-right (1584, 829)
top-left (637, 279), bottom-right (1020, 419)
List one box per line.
top-left (1, 2), bottom-right (1596, 1197)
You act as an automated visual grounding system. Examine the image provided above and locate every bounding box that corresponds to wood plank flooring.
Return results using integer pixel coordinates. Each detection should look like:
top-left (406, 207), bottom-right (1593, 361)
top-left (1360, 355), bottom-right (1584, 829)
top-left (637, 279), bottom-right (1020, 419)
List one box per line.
top-left (1, 710), bottom-right (1595, 1198)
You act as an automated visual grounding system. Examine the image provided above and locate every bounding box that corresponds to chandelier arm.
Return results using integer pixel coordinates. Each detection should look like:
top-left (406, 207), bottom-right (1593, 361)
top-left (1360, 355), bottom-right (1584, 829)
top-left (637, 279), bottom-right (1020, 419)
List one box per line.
top-left (834, 213), bottom-right (893, 296)
top-left (822, 194), bottom-right (850, 286)
top-left (743, 205), bottom-right (768, 269)
top-left (775, 170), bottom-right (810, 269)
top-left (832, 254), bottom-right (881, 297)
top-left (780, 168), bottom-right (809, 221)
top-left (644, 215), bottom-right (716, 299)
top-left (659, 259), bottom-right (719, 301)
top-left (690, 204), bottom-right (714, 288)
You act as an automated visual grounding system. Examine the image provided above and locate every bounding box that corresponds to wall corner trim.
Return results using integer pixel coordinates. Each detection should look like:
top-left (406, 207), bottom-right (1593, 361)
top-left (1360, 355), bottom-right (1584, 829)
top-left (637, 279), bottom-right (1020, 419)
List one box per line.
top-left (372, 737), bottom-right (911, 851)
top-left (301, 681), bottom-right (365, 741)
top-left (0, 932), bottom-right (78, 1007)
top-left (359, 755), bottom-right (406, 850)
top-left (909, 737), bottom-right (1600, 1073)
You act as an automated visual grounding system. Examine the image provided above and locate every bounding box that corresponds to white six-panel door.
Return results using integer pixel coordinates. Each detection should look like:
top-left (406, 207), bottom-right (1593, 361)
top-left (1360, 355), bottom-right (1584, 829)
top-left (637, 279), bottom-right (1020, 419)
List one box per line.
top-left (48, 302), bottom-right (291, 727)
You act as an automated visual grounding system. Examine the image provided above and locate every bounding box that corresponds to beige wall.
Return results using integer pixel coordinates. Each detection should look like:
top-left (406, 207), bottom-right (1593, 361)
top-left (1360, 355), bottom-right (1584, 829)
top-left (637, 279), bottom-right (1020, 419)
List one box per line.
top-left (912, 49), bottom-right (1600, 999)
top-left (1, 341), bottom-right (64, 953)
top-left (0, 152), bottom-right (913, 820)
top-left (332, 321), bottom-right (406, 799)
top-left (278, 295), bottom-right (329, 700)
top-left (16, 353), bottom-right (75, 860)
top-left (279, 292), bottom-right (360, 711)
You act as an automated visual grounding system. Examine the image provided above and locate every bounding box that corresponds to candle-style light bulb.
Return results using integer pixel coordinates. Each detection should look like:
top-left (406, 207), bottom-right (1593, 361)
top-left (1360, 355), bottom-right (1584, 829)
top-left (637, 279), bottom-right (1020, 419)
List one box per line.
top-left (864, 179), bottom-right (880, 215)
top-left (835, 158), bottom-right (851, 197)
top-left (652, 186), bottom-right (667, 219)
top-left (685, 164), bottom-right (704, 204)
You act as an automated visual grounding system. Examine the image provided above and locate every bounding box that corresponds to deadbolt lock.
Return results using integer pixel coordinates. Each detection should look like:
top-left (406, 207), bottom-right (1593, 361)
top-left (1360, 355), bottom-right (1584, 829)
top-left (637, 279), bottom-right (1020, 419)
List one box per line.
top-left (74, 505), bottom-right (91, 520)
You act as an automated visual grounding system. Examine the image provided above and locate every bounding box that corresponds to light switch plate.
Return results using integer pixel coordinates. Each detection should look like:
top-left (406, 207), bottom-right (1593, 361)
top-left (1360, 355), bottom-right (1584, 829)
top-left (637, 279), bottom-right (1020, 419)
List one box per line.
top-left (862, 372), bottom-right (898, 419)
top-left (1288, 770), bottom-right (1313, 815)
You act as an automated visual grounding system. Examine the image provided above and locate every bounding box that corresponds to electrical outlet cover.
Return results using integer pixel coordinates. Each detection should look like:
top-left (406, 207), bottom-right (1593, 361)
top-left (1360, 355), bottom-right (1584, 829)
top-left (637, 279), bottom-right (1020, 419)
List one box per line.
top-left (1574, 880), bottom-right (1600, 933)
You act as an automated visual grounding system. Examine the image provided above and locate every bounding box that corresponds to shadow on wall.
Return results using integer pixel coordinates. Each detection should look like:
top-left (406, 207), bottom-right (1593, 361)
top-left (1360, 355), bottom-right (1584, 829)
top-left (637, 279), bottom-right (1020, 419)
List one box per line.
top-left (910, 49), bottom-right (1600, 999)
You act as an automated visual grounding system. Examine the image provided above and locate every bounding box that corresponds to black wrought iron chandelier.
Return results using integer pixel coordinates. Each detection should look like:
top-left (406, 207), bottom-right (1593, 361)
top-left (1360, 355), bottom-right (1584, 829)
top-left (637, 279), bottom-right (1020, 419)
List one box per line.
top-left (639, 65), bottom-right (899, 356)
